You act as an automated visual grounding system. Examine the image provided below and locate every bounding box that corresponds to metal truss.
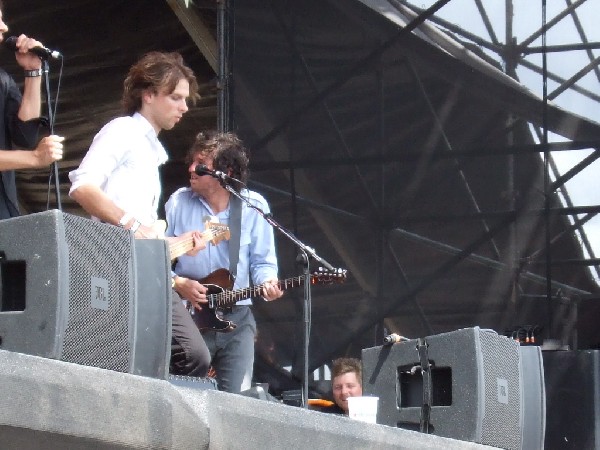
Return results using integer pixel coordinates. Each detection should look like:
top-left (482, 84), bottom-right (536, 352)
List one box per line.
top-left (170, 0), bottom-right (600, 385)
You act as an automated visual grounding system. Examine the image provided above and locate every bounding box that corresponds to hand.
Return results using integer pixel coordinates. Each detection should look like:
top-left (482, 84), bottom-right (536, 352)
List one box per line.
top-left (32, 135), bottom-right (64, 167)
top-left (173, 276), bottom-right (208, 311)
top-left (261, 278), bottom-right (283, 302)
top-left (133, 223), bottom-right (160, 239)
top-left (182, 230), bottom-right (207, 256)
top-left (12, 34), bottom-right (43, 70)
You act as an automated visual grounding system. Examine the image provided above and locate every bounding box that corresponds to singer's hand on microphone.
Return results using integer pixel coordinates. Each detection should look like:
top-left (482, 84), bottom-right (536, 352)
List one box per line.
top-left (12, 34), bottom-right (43, 70)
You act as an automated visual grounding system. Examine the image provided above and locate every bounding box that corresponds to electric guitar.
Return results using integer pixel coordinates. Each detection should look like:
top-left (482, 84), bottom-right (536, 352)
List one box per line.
top-left (153, 220), bottom-right (230, 260)
top-left (189, 267), bottom-right (347, 332)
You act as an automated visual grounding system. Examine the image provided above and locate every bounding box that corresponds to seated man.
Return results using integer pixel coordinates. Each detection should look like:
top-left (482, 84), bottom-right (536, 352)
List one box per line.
top-left (313, 357), bottom-right (363, 415)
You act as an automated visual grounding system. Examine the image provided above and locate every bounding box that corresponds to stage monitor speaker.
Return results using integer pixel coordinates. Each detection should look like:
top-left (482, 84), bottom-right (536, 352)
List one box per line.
top-left (362, 327), bottom-right (545, 450)
top-left (543, 350), bottom-right (600, 450)
top-left (0, 210), bottom-right (171, 378)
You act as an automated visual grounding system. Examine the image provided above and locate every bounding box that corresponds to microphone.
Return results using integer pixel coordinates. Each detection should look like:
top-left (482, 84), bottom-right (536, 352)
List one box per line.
top-left (3, 36), bottom-right (61, 60)
top-left (194, 164), bottom-right (229, 181)
top-left (383, 333), bottom-right (407, 345)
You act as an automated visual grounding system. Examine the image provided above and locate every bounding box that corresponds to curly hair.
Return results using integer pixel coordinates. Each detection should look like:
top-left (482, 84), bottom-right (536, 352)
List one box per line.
top-left (331, 357), bottom-right (362, 384)
top-left (186, 130), bottom-right (250, 191)
top-left (122, 51), bottom-right (199, 115)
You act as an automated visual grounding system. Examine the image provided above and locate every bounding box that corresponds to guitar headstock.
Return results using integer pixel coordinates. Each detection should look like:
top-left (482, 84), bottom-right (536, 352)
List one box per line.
top-left (204, 221), bottom-right (231, 246)
top-left (310, 267), bottom-right (347, 285)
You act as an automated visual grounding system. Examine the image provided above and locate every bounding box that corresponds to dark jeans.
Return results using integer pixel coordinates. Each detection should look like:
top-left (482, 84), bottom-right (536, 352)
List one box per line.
top-left (170, 289), bottom-right (211, 377)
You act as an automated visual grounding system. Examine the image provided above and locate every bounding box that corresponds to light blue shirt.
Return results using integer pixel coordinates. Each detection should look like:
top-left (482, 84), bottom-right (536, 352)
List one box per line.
top-left (165, 187), bottom-right (279, 305)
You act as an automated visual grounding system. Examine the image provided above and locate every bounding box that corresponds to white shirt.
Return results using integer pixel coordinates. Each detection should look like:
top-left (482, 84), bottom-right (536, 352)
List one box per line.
top-left (68, 113), bottom-right (168, 225)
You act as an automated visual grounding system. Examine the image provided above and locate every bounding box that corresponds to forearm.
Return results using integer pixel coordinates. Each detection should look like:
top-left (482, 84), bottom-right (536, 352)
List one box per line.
top-left (18, 76), bottom-right (42, 121)
top-left (70, 184), bottom-right (126, 226)
top-left (0, 149), bottom-right (37, 171)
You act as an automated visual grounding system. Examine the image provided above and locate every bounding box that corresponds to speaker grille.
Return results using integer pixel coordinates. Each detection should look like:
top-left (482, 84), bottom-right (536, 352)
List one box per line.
top-left (61, 214), bottom-right (134, 372)
top-left (479, 329), bottom-right (522, 449)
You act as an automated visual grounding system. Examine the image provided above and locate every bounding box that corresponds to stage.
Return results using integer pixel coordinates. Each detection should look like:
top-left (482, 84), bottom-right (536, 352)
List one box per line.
top-left (0, 349), bottom-right (497, 450)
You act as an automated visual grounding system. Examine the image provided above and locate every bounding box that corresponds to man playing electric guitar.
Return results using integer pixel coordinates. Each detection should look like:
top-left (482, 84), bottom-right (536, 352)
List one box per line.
top-left (166, 130), bottom-right (283, 394)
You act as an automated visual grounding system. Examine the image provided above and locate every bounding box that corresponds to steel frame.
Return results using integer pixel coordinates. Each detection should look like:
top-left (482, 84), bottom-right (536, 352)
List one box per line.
top-left (172, 0), bottom-right (600, 379)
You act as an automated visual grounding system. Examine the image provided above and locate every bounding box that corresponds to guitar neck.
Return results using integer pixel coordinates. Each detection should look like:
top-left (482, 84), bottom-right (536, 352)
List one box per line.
top-left (169, 236), bottom-right (194, 261)
top-left (169, 229), bottom-right (215, 261)
top-left (210, 274), bottom-right (310, 308)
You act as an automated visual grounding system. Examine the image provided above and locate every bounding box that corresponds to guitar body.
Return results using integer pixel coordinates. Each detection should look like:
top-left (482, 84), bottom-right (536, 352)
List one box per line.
top-left (190, 268), bottom-right (238, 333)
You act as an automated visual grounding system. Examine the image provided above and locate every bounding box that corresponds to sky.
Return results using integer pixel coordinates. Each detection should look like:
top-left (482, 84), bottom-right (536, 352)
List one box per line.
top-left (419, 0), bottom-right (600, 280)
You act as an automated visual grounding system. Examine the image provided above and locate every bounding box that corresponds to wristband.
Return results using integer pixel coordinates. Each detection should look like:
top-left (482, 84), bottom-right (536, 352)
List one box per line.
top-left (118, 212), bottom-right (133, 228)
top-left (130, 220), bottom-right (141, 233)
top-left (24, 69), bottom-right (43, 78)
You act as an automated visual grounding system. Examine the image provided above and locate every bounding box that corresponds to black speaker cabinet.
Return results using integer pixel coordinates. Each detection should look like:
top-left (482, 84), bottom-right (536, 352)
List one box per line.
top-left (362, 327), bottom-right (545, 450)
top-left (0, 210), bottom-right (171, 378)
top-left (543, 350), bottom-right (600, 450)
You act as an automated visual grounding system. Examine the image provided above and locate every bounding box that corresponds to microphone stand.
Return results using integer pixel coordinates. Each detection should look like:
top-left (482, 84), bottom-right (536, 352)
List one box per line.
top-left (41, 58), bottom-right (61, 210)
top-left (220, 178), bottom-right (335, 409)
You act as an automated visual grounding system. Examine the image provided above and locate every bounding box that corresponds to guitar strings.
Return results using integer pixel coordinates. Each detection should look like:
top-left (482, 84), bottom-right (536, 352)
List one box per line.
top-left (213, 274), bottom-right (311, 307)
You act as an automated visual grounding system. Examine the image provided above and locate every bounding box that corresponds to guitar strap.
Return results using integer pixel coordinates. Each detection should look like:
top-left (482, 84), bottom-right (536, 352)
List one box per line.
top-left (228, 195), bottom-right (242, 282)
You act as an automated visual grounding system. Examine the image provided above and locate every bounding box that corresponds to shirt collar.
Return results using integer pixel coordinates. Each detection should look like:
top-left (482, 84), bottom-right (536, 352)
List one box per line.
top-left (190, 190), bottom-right (231, 217)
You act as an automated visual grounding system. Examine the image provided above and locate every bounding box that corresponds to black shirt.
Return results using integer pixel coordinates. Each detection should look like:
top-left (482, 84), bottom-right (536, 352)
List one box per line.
top-left (0, 68), bottom-right (41, 219)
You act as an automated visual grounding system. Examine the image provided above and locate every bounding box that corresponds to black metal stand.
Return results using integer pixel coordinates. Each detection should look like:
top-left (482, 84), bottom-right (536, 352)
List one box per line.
top-left (221, 180), bottom-right (335, 408)
top-left (41, 58), bottom-right (61, 210)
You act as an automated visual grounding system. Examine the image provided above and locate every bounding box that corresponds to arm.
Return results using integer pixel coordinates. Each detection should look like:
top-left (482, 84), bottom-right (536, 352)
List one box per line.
top-left (165, 192), bottom-right (209, 310)
top-left (19, 74), bottom-right (42, 121)
top-left (68, 118), bottom-right (143, 230)
top-left (248, 194), bottom-right (283, 301)
top-left (70, 184), bottom-right (161, 239)
top-left (12, 34), bottom-right (43, 122)
top-left (0, 135), bottom-right (63, 170)
top-left (70, 184), bottom-right (129, 227)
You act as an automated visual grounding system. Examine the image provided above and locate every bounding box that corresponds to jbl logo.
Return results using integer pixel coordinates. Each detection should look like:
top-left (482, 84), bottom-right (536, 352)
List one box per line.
top-left (91, 276), bottom-right (109, 311)
top-left (496, 378), bottom-right (509, 404)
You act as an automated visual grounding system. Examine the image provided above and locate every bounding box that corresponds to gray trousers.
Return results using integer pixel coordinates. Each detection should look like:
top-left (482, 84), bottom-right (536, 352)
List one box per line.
top-left (201, 305), bottom-right (257, 394)
top-left (170, 289), bottom-right (211, 377)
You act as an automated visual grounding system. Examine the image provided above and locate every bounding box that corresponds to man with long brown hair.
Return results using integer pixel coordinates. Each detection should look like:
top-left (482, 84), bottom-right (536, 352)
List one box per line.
top-left (69, 51), bottom-right (210, 377)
